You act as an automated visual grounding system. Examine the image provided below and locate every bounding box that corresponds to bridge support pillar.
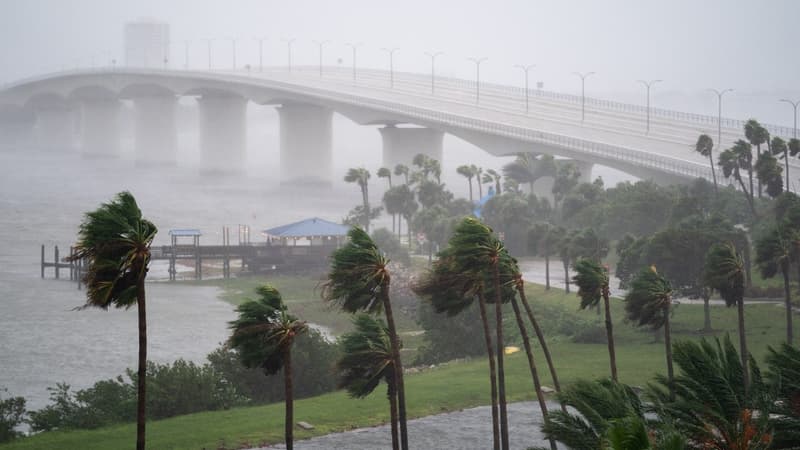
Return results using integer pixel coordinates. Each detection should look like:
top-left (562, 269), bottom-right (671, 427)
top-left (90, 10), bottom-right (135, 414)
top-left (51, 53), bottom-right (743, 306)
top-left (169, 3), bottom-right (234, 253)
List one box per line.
top-left (34, 107), bottom-right (75, 152)
top-left (379, 125), bottom-right (444, 168)
top-left (197, 94), bottom-right (247, 173)
top-left (277, 102), bottom-right (333, 184)
top-left (133, 95), bottom-right (177, 165)
top-left (80, 99), bottom-right (121, 157)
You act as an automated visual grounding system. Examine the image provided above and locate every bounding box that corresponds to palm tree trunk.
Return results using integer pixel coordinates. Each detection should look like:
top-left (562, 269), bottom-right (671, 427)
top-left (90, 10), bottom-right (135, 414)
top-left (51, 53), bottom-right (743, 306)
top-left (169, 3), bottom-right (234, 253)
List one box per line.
top-left (602, 290), bottom-right (618, 382)
top-left (468, 178), bottom-right (474, 203)
top-left (782, 263), bottom-right (793, 346)
top-left (477, 291), bottom-right (501, 450)
top-left (747, 167), bottom-right (755, 206)
top-left (664, 304), bottom-right (674, 400)
top-left (387, 378), bottom-right (400, 450)
top-left (736, 175), bottom-right (758, 218)
top-left (737, 297), bottom-right (750, 393)
top-left (492, 262), bottom-right (510, 450)
top-left (136, 276), bottom-right (147, 450)
top-left (478, 179), bottom-right (483, 199)
top-left (709, 152), bottom-right (718, 192)
top-left (381, 280), bottom-right (408, 450)
top-left (756, 145), bottom-right (762, 198)
top-left (544, 253), bottom-right (550, 290)
top-left (703, 292), bottom-right (713, 332)
top-left (284, 347), bottom-right (294, 450)
top-left (562, 259), bottom-right (570, 294)
top-left (397, 214), bottom-right (402, 241)
top-left (510, 297), bottom-right (557, 450)
top-left (785, 149), bottom-right (790, 193)
top-left (516, 284), bottom-right (565, 413)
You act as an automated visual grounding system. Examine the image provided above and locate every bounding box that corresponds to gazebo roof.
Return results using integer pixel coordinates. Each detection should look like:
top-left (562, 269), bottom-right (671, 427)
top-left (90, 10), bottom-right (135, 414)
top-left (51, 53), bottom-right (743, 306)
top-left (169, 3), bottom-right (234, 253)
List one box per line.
top-left (264, 217), bottom-right (350, 238)
top-left (168, 229), bottom-right (202, 236)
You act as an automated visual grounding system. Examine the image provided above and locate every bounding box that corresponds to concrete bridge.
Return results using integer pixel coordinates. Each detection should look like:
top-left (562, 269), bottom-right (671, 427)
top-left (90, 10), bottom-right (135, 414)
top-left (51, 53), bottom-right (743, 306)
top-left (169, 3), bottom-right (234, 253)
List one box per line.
top-left (0, 66), bottom-right (797, 188)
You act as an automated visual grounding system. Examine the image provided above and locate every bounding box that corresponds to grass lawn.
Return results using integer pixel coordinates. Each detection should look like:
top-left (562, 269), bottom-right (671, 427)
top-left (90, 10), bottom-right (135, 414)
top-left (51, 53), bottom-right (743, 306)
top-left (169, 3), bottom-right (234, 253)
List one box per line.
top-left (4, 272), bottom-right (794, 450)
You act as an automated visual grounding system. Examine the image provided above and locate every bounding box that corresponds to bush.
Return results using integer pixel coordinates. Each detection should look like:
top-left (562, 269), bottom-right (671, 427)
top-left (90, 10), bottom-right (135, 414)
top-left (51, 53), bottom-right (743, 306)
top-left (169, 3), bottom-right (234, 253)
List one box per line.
top-left (415, 300), bottom-right (487, 365)
top-left (0, 388), bottom-right (26, 443)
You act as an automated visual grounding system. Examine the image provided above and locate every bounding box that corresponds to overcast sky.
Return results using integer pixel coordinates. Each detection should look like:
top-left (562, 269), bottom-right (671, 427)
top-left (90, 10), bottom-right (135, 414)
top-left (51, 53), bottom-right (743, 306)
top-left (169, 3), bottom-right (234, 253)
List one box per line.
top-left (1, 0), bottom-right (798, 121)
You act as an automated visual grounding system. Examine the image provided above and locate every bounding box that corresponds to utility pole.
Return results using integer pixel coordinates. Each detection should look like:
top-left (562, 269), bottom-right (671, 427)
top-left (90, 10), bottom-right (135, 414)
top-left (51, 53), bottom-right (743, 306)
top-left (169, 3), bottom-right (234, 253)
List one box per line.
top-left (346, 42), bottom-right (363, 83)
top-left (514, 64), bottom-right (535, 113)
top-left (313, 40), bottom-right (330, 77)
top-left (425, 51), bottom-right (443, 95)
top-left (637, 79), bottom-right (662, 134)
top-left (573, 71), bottom-right (595, 123)
top-left (283, 38), bottom-right (296, 72)
top-left (381, 47), bottom-right (399, 88)
top-left (467, 57), bottom-right (488, 105)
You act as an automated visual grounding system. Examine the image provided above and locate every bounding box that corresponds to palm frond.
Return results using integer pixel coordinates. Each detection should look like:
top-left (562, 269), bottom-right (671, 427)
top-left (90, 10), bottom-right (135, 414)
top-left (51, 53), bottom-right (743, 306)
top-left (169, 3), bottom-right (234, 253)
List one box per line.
top-left (322, 227), bottom-right (388, 314)
top-left (572, 258), bottom-right (608, 309)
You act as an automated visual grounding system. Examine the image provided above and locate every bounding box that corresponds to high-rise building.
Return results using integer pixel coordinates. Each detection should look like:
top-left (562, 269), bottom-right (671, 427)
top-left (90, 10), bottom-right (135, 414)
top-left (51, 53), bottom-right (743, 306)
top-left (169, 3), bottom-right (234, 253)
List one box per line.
top-left (124, 18), bottom-right (170, 68)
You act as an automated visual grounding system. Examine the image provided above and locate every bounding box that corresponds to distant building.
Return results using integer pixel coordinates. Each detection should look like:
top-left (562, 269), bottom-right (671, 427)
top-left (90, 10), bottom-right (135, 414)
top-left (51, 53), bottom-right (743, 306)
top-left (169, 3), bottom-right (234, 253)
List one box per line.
top-left (124, 18), bottom-right (170, 68)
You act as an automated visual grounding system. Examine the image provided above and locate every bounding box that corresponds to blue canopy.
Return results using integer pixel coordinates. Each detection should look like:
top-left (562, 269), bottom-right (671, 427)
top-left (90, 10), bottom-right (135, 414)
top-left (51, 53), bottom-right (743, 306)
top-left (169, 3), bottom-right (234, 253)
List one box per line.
top-left (264, 217), bottom-right (349, 238)
top-left (473, 186), bottom-right (496, 218)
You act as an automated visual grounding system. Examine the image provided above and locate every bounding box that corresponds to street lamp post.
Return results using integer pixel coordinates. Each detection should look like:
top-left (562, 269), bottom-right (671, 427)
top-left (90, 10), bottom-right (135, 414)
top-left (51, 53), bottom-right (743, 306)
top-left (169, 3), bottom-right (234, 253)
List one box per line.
top-left (228, 38), bottom-right (237, 70)
top-left (637, 79), bottom-right (662, 134)
top-left (573, 71), bottom-right (595, 123)
top-left (514, 64), bottom-right (535, 114)
top-left (313, 40), bottom-right (330, 77)
top-left (254, 37), bottom-right (267, 72)
top-left (780, 98), bottom-right (799, 140)
top-left (381, 47), bottom-right (399, 88)
top-left (345, 42), bottom-right (362, 83)
top-left (283, 38), bottom-right (296, 72)
top-left (425, 51), bottom-right (443, 95)
top-left (708, 88), bottom-right (734, 155)
top-left (183, 41), bottom-right (190, 69)
top-left (467, 57), bottom-right (488, 105)
top-left (204, 39), bottom-right (213, 70)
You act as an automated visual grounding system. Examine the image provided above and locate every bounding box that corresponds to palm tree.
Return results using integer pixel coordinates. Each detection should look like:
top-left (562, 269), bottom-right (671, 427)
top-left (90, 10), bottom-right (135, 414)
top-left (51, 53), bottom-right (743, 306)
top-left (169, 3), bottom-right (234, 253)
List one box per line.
top-left (703, 242), bottom-right (749, 391)
top-left (573, 258), bottom-right (618, 381)
top-left (528, 223), bottom-right (555, 290)
top-left (475, 166), bottom-right (484, 199)
top-left (482, 169), bottom-right (502, 196)
top-left (228, 285), bottom-right (307, 450)
top-left (694, 134), bottom-right (717, 191)
top-left (344, 168), bottom-right (372, 231)
top-left (338, 314), bottom-right (402, 450)
top-left (765, 343), bottom-right (800, 446)
top-left (745, 119), bottom-right (769, 198)
top-left (755, 152), bottom-right (784, 198)
top-left (771, 136), bottom-right (790, 192)
top-left (69, 191), bottom-right (157, 450)
top-left (555, 227), bottom-right (574, 294)
top-left (378, 167), bottom-right (395, 232)
top-left (457, 164), bottom-right (477, 203)
top-left (503, 153), bottom-right (556, 194)
top-left (624, 267), bottom-right (675, 392)
top-left (322, 227), bottom-right (408, 450)
top-left (393, 163), bottom-right (410, 185)
top-left (755, 225), bottom-right (794, 346)
top-left (718, 140), bottom-right (756, 216)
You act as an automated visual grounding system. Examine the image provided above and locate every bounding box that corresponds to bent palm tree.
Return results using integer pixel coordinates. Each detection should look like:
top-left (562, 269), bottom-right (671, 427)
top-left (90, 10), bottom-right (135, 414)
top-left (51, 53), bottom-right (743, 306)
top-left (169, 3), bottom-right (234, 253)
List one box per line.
top-left (229, 285), bottom-right (307, 450)
top-left (70, 191), bottom-right (157, 450)
top-left (624, 267), bottom-right (675, 392)
top-left (322, 227), bottom-right (408, 450)
top-left (695, 133), bottom-right (717, 191)
top-left (345, 168), bottom-right (372, 231)
top-left (456, 164), bottom-right (477, 203)
top-left (755, 226), bottom-right (794, 346)
top-left (573, 258), bottom-right (618, 381)
top-left (704, 242), bottom-right (750, 391)
top-left (338, 315), bottom-right (402, 450)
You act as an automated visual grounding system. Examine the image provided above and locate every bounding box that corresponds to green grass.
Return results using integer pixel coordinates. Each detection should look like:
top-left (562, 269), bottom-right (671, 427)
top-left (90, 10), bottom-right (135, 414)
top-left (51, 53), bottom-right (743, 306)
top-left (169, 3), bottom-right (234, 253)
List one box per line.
top-left (4, 275), bottom-right (793, 450)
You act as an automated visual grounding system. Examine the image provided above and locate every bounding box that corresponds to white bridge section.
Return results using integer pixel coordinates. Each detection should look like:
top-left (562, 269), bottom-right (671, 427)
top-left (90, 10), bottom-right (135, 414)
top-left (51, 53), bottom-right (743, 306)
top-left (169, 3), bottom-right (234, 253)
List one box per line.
top-left (1, 66), bottom-right (797, 189)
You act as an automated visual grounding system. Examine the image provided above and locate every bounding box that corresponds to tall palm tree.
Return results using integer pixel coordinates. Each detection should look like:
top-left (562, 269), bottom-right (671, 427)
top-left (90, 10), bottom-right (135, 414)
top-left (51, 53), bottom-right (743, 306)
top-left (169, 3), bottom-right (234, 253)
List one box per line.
top-left (69, 191), bottom-right (157, 450)
top-left (475, 166), bottom-right (484, 199)
top-left (457, 164), bottom-right (477, 203)
top-left (393, 163), bottom-right (410, 185)
top-left (703, 242), bottom-right (750, 391)
top-left (573, 258), bottom-right (618, 381)
top-left (694, 134), bottom-right (717, 191)
top-left (378, 167), bottom-right (395, 232)
top-left (745, 119), bottom-right (769, 198)
top-left (503, 153), bottom-right (556, 194)
top-left (719, 140), bottom-right (756, 216)
top-left (755, 225), bottom-right (794, 346)
top-left (624, 267), bottom-right (675, 392)
top-left (322, 227), bottom-right (408, 450)
top-left (338, 314), bottom-right (402, 450)
top-left (555, 227), bottom-right (574, 294)
top-left (228, 285), bottom-right (307, 450)
top-left (770, 136), bottom-right (790, 193)
top-left (483, 169), bottom-right (502, 196)
top-left (345, 168), bottom-right (373, 231)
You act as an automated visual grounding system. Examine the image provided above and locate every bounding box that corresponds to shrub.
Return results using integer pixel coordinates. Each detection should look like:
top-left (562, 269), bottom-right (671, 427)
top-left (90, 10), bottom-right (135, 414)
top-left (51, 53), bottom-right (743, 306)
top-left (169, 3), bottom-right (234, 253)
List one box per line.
top-left (0, 388), bottom-right (26, 442)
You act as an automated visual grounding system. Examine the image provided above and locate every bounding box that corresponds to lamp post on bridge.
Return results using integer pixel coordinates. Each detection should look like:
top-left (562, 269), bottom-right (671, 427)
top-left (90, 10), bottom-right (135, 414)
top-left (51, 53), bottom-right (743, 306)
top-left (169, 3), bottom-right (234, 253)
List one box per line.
top-left (425, 51), bottom-right (443, 95)
top-left (313, 40), bottom-right (330, 77)
top-left (514, 64), bottom-right (535, 114)
top-left (381, 47), bottom-right (399, 88)
top-left (708, 88), bottom-right (733, 156)
top-left (227, 38), bottom-right (237, 70)
top-left (183, 41), bottom-right (190, 69)
top-left (203, 39), bottom-right (213, 70)
top-left (467, 57), bottom-right (488, 105)
top-left (637, 79), bottom-right (662, 134)
top-left (254, 37), bottom-right (268, 72)
top-left (780, 98), bottom-right (799, 140)
top-left (345, 42), bottom-right (363, 83)
top-left (573, 71), bottom-right (595, 123)
top-left (283, 38), bottom-right (296, 73)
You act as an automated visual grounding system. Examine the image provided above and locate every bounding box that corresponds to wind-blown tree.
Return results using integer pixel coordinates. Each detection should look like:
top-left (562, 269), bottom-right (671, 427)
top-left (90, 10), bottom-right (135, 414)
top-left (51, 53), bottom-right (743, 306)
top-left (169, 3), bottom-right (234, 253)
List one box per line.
top-left (412, 153), bottom-right (442, 184)
top-left (228, 285), bottom-right (307, 450)
top-left (695, 133), bottom-right (718, 190)
top-left (555, 227), bottom-right (575, 293)
top-left (344, 168), bottom-right (373, 231)
top-left (770, 136), bottom-right (791, 192)
top-left (398, 185), bottom-right (418, 249)
top-left (457, 164), bottom-right (478, 203)
top-left (744, 119), bottom-right (770, 197)
top-left (483, 169), bottom-right (502, 195)
top-left (718, 140), bottom-right (756, 216)
top-left (624, 267), bottom-right (675, 392)
top-left (393, 163), bottom-right (410, 185)
top-left (416, 179), bottom-right (452, 210)
top-left (755, 151), bottom-right (784, 198)
top-left (703, 242), bottom-right (750, 391)
top-left (475, 166), bottom-right (484, 199)
top-left (69, 192), bottom-right (156, 450)
top-left (551, 161), bottom-right (581, 212)
top-left (573, 258), bottom-right (618, 381)
top-left (755, 225), bottom-right (794, 346)
top-left (765, 343), bottom-right (800, 446)
top-left (321, 227), bottom-right (408, 450)
top-left (528, 222), bottom-right (557, 290)
top-left (569, 227), bottom-right (609, 263)
top-left (338, 315), bottom-right (402, 450)
top-left (503, 153), bottom-right (556, 194)
top-left (377, 167), bottom-right (396, 232)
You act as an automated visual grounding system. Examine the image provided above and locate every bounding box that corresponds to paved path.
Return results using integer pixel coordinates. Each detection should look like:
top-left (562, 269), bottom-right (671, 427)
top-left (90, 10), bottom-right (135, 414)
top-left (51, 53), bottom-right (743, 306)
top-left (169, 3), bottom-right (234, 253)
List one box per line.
top-left (258, 401), bottom-right (559, 450)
